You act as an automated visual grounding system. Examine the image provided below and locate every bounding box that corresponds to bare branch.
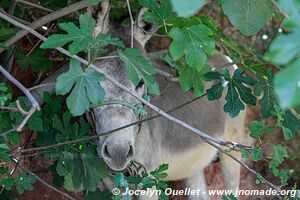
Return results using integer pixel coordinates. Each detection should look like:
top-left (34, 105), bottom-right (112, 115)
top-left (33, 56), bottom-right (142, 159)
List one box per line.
top-left (11, 157), bottom-right (77, 200)
top-left (16, 0), bottom-right (54, 13)
top-left (126, 0), bottom-right (134, 48)
top-left (0, 106), bottom-right (21, 113)
top-left (154, 68), bottom-right (179, 82)
top-left (0, 64), bottom-right (39, 109)
top-left (28, 83), bottom-right (56, 91)
top-left (0, 64), bottom-right (40, 136)
top-left (0, 0), bottom-right (89, 53)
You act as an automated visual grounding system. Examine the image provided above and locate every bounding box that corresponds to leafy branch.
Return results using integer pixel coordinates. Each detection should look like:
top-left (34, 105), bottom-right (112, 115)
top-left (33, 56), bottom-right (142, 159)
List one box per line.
top-left (0, 12), bottom-right (283, 195)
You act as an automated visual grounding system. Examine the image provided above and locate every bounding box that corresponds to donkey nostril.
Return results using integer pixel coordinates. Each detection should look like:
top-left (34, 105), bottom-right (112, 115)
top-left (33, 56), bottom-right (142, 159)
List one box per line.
top-left (127, 145), bottom-right (134, 158)
top-left (103, 145), bottom-right (111, 158)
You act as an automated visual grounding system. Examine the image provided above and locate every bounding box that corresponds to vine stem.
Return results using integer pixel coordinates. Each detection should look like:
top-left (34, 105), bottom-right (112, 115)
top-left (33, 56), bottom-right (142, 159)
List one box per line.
top-left (0, 12), bottom-right (282, 194)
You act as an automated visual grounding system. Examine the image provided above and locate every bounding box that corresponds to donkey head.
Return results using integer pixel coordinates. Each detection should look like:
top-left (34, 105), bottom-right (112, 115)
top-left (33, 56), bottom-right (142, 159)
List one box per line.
top-left (90, 0), bottom-right (155, 171)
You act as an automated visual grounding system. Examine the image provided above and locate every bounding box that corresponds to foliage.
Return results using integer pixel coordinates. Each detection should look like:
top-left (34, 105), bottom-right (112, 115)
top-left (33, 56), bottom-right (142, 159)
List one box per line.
top-left (40, 14), bottom-right (124, 55)
top-left (127, 164), bottom-right (169, 200)
top-left (265, 0), bottom-right (300, 109)
top-left (118, 48), bottom-right (160, 95)
top-left (1, 0), bottom-right (300, 199)
top-left (15, 48), bottom-right (52, 72)
top-left (168, 22), bottom-right (215, 71)
top-left (171, 0), bottom-right (205, 17)
top-left (55, 59), bottom-right (106, 116)
top-left (218, 0), bottom-right (274, 36)
top-left (205, 68), bottom-right (257, 117)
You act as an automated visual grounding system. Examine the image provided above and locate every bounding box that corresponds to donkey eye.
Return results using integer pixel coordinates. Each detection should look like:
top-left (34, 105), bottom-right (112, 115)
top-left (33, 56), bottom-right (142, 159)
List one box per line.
top-left (143, 23), bottom-right (154, 32)
top-left (135, 80), bottom-right (144, 89)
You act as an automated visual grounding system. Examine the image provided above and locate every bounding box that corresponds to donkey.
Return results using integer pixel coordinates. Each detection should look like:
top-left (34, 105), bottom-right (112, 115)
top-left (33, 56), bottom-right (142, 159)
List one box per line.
top-left (90, 1), bottom-right (247, 199)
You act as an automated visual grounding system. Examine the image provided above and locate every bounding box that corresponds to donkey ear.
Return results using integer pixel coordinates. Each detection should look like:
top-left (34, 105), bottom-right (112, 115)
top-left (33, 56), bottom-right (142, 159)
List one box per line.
top-left (88, 0), bottom-right (111, 36)
top-left (134, 8), bottom-right (157, 47)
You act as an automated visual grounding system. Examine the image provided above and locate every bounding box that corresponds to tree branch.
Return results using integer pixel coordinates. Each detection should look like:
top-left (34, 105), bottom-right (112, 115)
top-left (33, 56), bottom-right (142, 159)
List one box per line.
top-left (126, 0), bottom-right (134, 48)
top-left (16, 0), bottom-right (54, 13)
top-left (11, 157), bottom-right (77, 200)
top-left (0, 64), bottom-right (40, 136)
top-left (0, 0), bottom-right (89, 53)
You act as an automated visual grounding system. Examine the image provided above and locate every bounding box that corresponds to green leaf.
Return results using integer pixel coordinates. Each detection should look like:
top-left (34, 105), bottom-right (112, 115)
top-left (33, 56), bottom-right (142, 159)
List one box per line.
top-left (15, 173), bottom-right (36, 194)
top-left (276, 0), bottom-right (300, 29)
top-left (139, 0), bottom-right (176, 26)
top-left (118, 48), bottom-right (160, 95)
top-left (0, 143), bottom-right (10, 162)
top-left (178, 64), bottom-right (211, 97)
top-left (0, 27), bottom-right (16, 41)
top-left (206, 82), bottom-right (224, 101)
top-left (55, 59), bottom-right (105, 116)
top-left (239, 148), bottom-right (250, 159)
top-left (171, 0), bottom-right (205, 17)
top-left (219, 0), bottom-right (274, 36)
top-left (41, 14), bottom-right (123, 55)
top-left (88, 0), bottom-right (100, 5)
top-left (248, 120), bottom-right (270, 139)
top-left (150, 164), bottom-right (169, 180)
top-left (169, 24), bottom-right (215, 70)
top-left (271, 144), bottom-right (288, 166)
top-left (225, 69), bottom-right (256, 117)
top-left (206, 69), bottom-right (257, 117)
top-left (27, 111), bottom-right (43, 131)
top-left (6, 131), bottom-right (20, 144)
top-left (0, 178), bottom-right (14, 190)
top-left (222, 193), bottom-right (237, 200)
top-left (278, 169), bottom-right (288, 186)
top-left (251, 146), bottom-right (263, 162)
top-left (255, 173), bottom-right (265, 184)
top-left (0, 83), bottom-right (12, 106)
top-left (275, 107), bottom-right (300, 140)
top-left (274, 58), bottom-right (300, 109)
top-left (15, 49), bottom-right (52, 72)
top-left (253, 73), bottom-right (277, 118)
top-left (265, 31), bottom-right (300, 65)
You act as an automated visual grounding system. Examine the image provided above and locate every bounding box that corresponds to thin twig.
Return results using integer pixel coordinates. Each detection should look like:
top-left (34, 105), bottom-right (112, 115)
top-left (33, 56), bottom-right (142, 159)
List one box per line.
top-left (154, 68), bottom-right (179, 82)
top-left (26, 23), bottom-right (56, 57)
top-left (0, 0), bottom-right (89, 53)
top-left (0, 12), bottom-right (279, 193)
top-left (0, 106), bottom-right (21, 113)
top-left (16, 100), bottom-right (29, 115)
top-left (28, 83), bottom-right (56, 91)
top-left (126, 0), bottom-right (134, 48)
top-left (11, 157), bottom-right (77, 200)
top-left (16, 107), bottom-right (37, 132)
top-left (16, 0), bottom-right (54, 13)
